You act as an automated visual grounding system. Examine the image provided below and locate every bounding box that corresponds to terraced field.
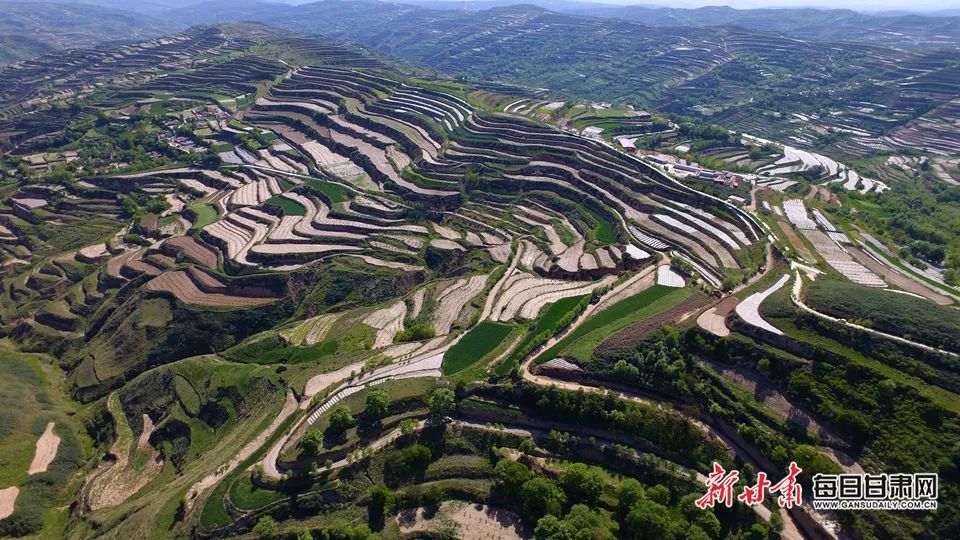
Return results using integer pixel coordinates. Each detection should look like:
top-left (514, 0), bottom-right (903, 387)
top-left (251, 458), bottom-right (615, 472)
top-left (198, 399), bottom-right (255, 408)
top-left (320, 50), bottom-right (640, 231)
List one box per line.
top-left (0, 14), bottom-right (957, 540)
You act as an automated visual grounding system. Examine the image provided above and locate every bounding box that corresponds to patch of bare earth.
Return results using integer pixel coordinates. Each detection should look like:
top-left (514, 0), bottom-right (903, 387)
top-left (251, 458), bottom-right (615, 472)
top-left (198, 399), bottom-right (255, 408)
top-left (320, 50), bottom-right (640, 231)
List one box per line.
top-left (0, 487), bottom-right (17, 519)
top-left (164, 236), bottom-right (218, 268)
top-left (397, 501), bottom-right (523, 540)
top-left (87, 414), bottom-right (164, 510)
top-left (28, 422), bottom-right (60, 475)
top-left (697, 296), bottom-right (739, 337)
top-left (146, 270), bottom-right (275, 307)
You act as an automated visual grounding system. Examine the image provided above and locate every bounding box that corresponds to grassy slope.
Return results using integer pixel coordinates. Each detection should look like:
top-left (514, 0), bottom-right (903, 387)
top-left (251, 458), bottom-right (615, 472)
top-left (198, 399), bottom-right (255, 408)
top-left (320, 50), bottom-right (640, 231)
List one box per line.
top-left (0, 339), bottom-right (88, 538)
top-left (74, 357), bottom-right (286, 540)
top-left (806, 278), bottom-right (960, 352)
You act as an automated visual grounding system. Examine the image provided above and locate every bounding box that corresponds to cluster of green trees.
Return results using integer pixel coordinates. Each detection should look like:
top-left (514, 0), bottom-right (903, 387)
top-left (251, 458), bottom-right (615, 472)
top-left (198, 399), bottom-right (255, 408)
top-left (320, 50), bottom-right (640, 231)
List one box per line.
top-left (383, 443), bottom-right (432, 485)
top-left (493, 457), bottom-right (762, 540)
top-left (688, 324), bottom-right (960, 539)
top-left (251, 515), bottom-right (372, 540)
top-left (393, 323), bottom-right (436, 343)
top-left (593, 329), bottom-right (691, 396)
top-left (836, 178), bottom-right (960, 283)
top-left (501, 383), bottom-right (730, 470)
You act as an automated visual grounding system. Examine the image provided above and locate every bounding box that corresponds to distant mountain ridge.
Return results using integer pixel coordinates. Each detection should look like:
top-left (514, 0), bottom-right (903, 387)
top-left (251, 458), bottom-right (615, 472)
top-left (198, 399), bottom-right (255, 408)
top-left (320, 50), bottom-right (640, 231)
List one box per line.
top-left (0, 1), bottom-right (178, 64)
top-left (403, 1), bottom-right (960, 46)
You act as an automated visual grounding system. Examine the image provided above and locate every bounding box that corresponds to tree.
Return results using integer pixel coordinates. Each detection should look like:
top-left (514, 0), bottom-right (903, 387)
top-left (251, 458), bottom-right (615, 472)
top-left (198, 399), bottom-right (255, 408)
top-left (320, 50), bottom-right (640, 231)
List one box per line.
top-left (521, 477), bottom-right (566, 520)
top-left (252, 516), bottom-right (279, 539)
top-left (534, 515), bottom-right (574, 540)
top-left (494, 459), bottom-right (533, 500)
top-left (563, 504), bottom-right (617, 539)
top-left (693, 511), bottom-right (722, 540)
top-left (368, 484), bottom-right (392, 530)
top-left (623, 500), bottom-right (668, 540)
top-left (617, 479), bottom-right (645, 515)
top-left (559, 463), bottom-right (604, 506)
top-left (646, 484), bottom-right (671, 506)
top-left (365, 388), bottom-right (389, 420)
top-left (328, 405), bottom-right (355, 434)
top-left (384, 444), bottom-right (432, 484)
top-left (685, 525), bottom-right (711, 540)
top-left (300, 429), bottom-right (324, 456)
top-left (429, 387), bottom-right (456, 419)
top-left (296, 530), bottom-right (314, 540)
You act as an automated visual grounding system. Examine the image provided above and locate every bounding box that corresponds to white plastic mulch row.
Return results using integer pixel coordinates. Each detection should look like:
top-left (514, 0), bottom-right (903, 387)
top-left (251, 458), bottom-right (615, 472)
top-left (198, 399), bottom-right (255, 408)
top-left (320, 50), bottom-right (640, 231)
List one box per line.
top-left (624, 244), bottom-right (651, 260)
top-left (540, 358), bottom-right (583, 372)
top-left (656, 265), bottom-right (686, 288)
top-left (811, 209), bottom-right (837, 232)
top-left (735, 274), bottom-right (790, 336)
top-left (826, 231), bottom-right (850, 244)
top-left (783, 199), bottom-right (818, 230)
top-left (629, 226), bottom-right (669, 250)
top-left (826, 261), bottom-right (886, 287)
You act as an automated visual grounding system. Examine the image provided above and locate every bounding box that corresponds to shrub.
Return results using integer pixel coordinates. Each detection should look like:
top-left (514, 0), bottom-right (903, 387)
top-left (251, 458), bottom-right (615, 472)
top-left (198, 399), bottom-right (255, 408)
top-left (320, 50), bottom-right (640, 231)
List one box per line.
top-left (252, 516), bottom-right (278, 539)
top-left (365, 389), bottom-right (389, 420)
top-left (299, 429), bottom-right (323, 456)
top-left (394, 323), bottom-right (436, 343)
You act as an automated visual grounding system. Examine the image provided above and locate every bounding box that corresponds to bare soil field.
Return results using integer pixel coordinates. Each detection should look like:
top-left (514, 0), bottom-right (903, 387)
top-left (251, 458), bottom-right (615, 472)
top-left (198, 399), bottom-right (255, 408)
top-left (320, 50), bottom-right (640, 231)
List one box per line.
top-left (434, 274), bottom-right (487, 334)
top-left (697, 296), bottom-right (739, 337)
top-left (364, 301), bottom-right (407, 348)
top-left (146, 271), bottom-right (275, 307)
top-left (397, 501), bottom-right (523, 540)
top-left (777, 220), bottom-right (816, 261)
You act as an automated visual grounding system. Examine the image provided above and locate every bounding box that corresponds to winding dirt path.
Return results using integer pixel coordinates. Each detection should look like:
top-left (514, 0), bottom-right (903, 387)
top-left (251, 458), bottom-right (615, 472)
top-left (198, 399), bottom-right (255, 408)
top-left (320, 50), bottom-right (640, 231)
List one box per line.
top-left (185, 390), bottom-right (298, 513)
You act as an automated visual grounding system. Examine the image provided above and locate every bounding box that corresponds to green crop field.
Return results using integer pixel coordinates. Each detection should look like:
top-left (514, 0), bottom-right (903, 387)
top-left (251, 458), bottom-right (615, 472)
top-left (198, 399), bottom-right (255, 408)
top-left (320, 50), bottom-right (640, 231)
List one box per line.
top-left (189, 202), bottom-right (218, 230)
top-left (535, 285), bottom-right (689, 363)
top-left (495, 295), bottom-right (590, 375)
top-left (582, 205), bottom-right (616, 244)
top-left (442, 321), bottom-right (513, 374)
top-left (265, 194), bottom-right (306, 216)
top-left (307, 179), bottom-right (350, 203)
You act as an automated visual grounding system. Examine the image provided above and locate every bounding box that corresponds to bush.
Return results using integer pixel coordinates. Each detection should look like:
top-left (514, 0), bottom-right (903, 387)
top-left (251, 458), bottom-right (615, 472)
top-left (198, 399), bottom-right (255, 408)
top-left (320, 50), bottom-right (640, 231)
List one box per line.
top-left (252, 516), bottom-right (278, 539)
top-left (384, 443), bottom-right (432, 485)
top-left (429, 387), bottom-right (456, 419)
top-left (299, 429), bottom-right (323, 456)
top-left (394, 323), bottom-right (436, 343)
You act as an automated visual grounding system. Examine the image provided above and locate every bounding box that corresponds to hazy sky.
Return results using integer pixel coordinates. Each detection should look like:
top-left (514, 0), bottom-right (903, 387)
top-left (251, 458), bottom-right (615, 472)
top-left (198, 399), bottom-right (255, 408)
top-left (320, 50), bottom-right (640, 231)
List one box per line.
top-left (571, 0), bottom-right (958, 9)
